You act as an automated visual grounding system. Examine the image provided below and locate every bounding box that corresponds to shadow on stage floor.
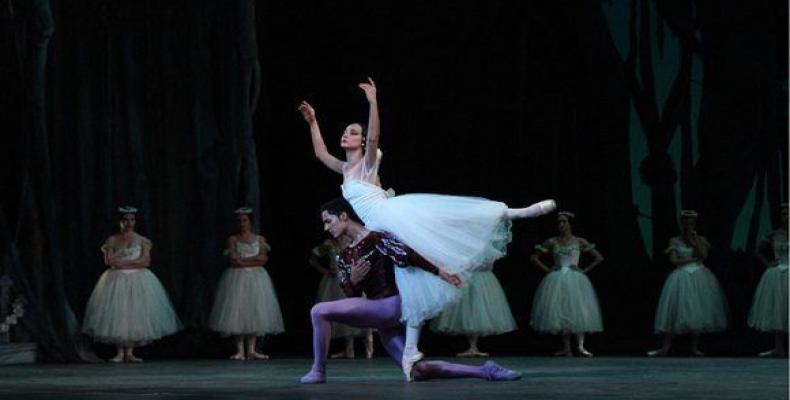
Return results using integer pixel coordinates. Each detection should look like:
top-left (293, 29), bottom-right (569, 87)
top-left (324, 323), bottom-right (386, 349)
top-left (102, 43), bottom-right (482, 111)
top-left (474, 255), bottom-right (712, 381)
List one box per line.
top-left (0, 356), bottom-right (787, 400)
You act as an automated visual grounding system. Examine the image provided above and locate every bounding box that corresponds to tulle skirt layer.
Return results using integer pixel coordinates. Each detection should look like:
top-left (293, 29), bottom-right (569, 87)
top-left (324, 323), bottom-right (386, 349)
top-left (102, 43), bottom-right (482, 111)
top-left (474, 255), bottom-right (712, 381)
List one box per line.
top-left (209, 267), bottom-right (285, 336)
top-left (748, 264), bottom-right (788, 332)
top-left (430, 271), bottom-right (517, 336)
top-left (654, 265), bottom-right (729, 334)
top-left (530, 267), bottom-right (603, 334)
top-left (82, 269), bottom-right (182, 345)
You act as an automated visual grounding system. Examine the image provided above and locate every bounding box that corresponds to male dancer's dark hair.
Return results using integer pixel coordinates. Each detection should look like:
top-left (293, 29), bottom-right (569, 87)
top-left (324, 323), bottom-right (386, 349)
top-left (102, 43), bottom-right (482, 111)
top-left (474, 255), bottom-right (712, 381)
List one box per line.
top-left (320, 198), bottom-right (362, 223)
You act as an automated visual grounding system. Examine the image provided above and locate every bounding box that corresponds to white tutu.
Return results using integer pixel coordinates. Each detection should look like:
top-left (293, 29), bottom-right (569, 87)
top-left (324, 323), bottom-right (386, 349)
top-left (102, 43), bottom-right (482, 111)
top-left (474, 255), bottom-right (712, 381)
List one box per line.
top-left (82, 268), bottom-right (182, 345)
top-left (209, 267), bottom-right (285, 336)
top-left (316, 274), bottom-right (367, 338)
top-left (342, 150), bottom-right (512, 275)
top-left (654, 264), bottom-right (729, 334)
top-left (748, 264), bottom-right (789, 332)
top-left (430, 270), bottom-right (517, 336)
top-left (394, 267), bottom-right (462, 326)
top-left (530, 267), bottom-right (603, 334)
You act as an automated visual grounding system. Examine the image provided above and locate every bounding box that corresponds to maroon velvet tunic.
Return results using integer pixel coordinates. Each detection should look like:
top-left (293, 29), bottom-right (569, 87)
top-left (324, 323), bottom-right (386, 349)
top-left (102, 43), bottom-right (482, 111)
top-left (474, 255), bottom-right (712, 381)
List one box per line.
top-left (337, 231), bottom-right (440, 299)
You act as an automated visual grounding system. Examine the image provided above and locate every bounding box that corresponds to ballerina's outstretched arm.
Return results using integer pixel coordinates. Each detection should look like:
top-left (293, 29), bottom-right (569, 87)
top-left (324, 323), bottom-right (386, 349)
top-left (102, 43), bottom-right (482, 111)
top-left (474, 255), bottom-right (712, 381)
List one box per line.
top-left (299, 100), bottom-right (344, 173)
top-left (358, 77), bottom-right (380, 169)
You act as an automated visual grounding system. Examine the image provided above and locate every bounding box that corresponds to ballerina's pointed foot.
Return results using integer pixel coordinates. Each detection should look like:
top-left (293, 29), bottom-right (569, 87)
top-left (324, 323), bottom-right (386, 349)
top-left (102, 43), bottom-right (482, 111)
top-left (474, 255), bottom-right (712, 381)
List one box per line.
top-left (508, 199), bottom-right (557, 219)
top-left (109, 354), bottom-right (125, 363)
top-left (402, 346), bottom-right (424, 382)
top-left (299, 370), bottom-right (326, 384)
top-left (229, 352), bottom-right (245, 361)
top-left (690, 349), bottom-right (705, 357)
top-left (578, 347), bottom-right (593, 357)
top-left (536, 199), bottom-right (557, 215)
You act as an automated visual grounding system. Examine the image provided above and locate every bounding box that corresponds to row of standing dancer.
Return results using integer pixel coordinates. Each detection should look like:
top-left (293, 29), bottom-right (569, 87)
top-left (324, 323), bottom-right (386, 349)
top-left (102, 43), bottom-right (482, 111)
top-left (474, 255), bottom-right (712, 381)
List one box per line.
top-left (80, 203), bottom-right (788, 364)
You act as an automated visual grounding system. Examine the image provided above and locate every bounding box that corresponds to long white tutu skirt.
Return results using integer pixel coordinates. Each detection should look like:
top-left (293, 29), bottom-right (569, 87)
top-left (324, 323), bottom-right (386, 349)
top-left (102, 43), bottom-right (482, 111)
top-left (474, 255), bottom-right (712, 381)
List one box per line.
top-left (394, 267), bottom-right (462, 327)
top-left (748, 265), bottom-right (788, 332)
top-left (653, 265), bottom-right (729, 334)
top-left (430, 271), bottom-right (517, 336)
top-left (530, 268), bottom-right (603, 334)
top-left (82, 269), bottom-right (182, 345)
top-left (364, 192), bottom-right (512, 274)
top-left (209, 267), bottom-right (285, 336)
top-left (316, 275), bottom-right (366, 338)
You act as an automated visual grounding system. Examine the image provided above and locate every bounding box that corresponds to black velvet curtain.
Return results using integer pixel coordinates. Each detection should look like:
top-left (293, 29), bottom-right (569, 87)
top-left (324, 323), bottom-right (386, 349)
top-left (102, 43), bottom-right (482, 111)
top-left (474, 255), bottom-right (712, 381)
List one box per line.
top-left (1, 0), bottom-right (786, 361)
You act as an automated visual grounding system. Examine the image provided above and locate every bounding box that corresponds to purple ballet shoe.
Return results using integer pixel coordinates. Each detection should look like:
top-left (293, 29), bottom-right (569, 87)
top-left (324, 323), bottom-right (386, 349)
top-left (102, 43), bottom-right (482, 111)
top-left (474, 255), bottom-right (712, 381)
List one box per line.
top-left (299, 370), bottom-right (326, 384)
top-left (483, 361), bottom-right (522, 381)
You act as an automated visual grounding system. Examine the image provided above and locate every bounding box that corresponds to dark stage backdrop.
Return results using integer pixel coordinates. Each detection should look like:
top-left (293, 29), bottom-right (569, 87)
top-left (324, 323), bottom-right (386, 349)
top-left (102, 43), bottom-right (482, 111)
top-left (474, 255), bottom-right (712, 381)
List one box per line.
top-left (1, 0), bottom-right (786, 361)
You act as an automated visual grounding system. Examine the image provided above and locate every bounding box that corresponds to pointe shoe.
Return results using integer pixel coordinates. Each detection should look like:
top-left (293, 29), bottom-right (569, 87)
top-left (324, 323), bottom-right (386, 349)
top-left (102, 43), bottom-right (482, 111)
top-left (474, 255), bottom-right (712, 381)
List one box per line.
top-left (577, 347), bottom-right (593, 357)
top-left (647, 348), bottom-right (669, 357)
top-left (299, 370), bottom-right (326, 384)
top-left (536, 199), bottom-right (557, 215)
top-left (457, 348), bottom-right (489, 358)
top-left (402, 346), bottom-right (424, 382)
top-left (109, 354), bottom-right (125, 363)
top-left (553, 349), bottom-right (572, 357)
top-left (690, 349), bottom-right (705, 357)
top-left (247, 352), bottom-right (270, 360)
top-left (126, 354), bottom-right (143, 363)
top-left (229, 353), bottom-right (245, 360)
top-left (483, 361), bottom-right (522, 381)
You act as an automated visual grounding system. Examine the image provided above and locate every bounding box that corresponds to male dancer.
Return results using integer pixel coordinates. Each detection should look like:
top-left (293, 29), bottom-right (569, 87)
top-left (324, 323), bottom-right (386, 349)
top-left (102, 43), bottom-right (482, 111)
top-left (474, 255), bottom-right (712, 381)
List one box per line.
top-left (300, 198), bottom-right (522, 384)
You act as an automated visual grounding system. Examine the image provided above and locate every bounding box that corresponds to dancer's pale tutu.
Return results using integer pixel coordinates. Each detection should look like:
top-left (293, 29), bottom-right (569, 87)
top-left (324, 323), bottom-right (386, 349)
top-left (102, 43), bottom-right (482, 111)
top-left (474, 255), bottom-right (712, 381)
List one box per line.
top-left (430, 269), bottom-right (517, 336)
top-left (748, 230), bottom-right (789, 333)
top-left (342, 150), bottom-right (512, 276)
top-left (83, 234), bottom-right (181, 345)
top-left (209, 267), bottom-right (285, 336)
top-left (83, 268), bottom-right (182, 345)
top-left (530, 266), bottom-right (603, 334)
top-left (342, 150), bottom-right (510, 325)
top-left (394, 267), bottom-right (462, 326)
top-left (209, 239), bottom-right (284, 336)
top-left (529, 239), bottom-right (603, 334)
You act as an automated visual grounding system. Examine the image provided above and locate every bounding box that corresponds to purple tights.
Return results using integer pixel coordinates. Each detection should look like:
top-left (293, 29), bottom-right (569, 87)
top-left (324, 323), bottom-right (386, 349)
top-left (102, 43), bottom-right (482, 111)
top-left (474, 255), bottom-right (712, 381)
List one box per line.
top-left (308, 295), bottom-right (488, 380)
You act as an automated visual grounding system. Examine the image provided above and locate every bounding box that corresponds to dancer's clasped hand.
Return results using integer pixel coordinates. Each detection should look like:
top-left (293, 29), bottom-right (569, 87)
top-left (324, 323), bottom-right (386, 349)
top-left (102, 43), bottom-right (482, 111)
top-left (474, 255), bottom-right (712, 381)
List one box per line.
top-left (439, 270), bottom-right (463, 287)
top-left (350, 260), bottom-right (371, 284)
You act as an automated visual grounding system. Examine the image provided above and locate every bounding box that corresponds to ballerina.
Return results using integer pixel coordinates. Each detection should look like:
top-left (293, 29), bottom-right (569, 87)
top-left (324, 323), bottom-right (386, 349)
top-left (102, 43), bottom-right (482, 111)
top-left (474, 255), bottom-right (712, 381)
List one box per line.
top-left (82, 206), bottom-right (181, 362)
top-left (208, 207), bottom-right (284, 360)
top-left (299, 77), bottom-right (555, 380)
top-left (529, 211), bottom-right (604, 357)
top-left (648, 210), bottom-right (729, 357)
top-left (748, 203), bottom-right (788, 357)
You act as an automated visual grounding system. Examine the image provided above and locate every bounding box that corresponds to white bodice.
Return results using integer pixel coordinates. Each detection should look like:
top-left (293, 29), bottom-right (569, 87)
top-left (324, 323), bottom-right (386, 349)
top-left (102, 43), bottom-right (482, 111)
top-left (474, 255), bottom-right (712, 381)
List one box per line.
top-left (666, 237), bottom-right (707, 272)
top-left (235, 239), bottom-right (264, 267)
top-left (102, 233), bottom-right (151, 261)
top-left (536, 238), bottom-right (595, 271)
top-left (341, 149), bottom-right (387, 227)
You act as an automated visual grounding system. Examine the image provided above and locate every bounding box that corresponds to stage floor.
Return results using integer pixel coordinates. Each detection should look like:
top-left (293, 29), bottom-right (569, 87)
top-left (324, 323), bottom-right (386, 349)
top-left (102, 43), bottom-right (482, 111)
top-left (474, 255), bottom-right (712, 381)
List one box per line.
top-left (0, 356), bottom-right (786, 400)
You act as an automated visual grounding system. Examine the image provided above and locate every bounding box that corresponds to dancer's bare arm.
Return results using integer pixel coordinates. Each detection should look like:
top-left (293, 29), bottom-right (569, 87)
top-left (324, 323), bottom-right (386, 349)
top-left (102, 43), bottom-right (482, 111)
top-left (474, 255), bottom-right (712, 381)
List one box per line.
top-left (358, 77), bottom-right (380, 169)
top-left (299, 101), bottom-right (343, 173)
